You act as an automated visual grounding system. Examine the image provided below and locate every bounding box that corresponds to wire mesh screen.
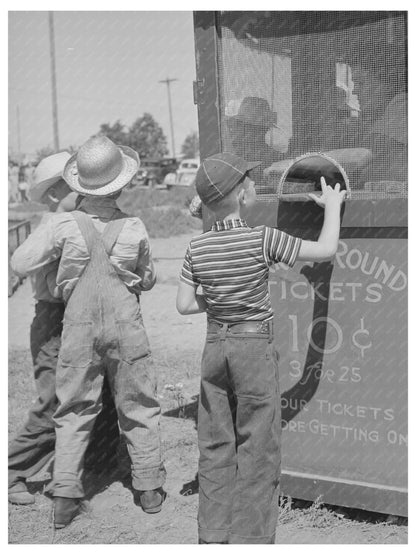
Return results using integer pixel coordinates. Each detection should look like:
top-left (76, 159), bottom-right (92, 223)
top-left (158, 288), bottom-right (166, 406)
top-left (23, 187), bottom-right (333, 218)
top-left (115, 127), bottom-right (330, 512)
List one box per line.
top-left (217, 12), bottom-right (407, 200)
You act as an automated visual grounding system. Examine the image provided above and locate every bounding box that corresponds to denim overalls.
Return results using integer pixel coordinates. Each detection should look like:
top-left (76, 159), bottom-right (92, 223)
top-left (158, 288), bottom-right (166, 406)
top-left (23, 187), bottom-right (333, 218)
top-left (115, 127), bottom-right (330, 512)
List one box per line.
top-left (51, 210), bottom-right (165, 498)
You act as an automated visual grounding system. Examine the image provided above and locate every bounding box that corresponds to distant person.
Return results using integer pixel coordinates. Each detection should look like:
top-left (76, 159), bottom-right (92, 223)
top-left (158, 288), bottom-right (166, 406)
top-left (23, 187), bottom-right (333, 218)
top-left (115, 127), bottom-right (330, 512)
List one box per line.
top-left (8, 163), bottom-right (19, 203)
top-left (176, 153), bottom-right (346, 544)
top-left (12, 136), bottom-right (166, 528)
top-left (24, 162), bottom-right (35, 189)
top-left (226, 96), bottom-right (283, 191)
top-left (17, 165), bottom-right (29, 202)
top-left (9, 162), bottom-right (19, 201)
top-left (8, 152), bottom-right (120, 506)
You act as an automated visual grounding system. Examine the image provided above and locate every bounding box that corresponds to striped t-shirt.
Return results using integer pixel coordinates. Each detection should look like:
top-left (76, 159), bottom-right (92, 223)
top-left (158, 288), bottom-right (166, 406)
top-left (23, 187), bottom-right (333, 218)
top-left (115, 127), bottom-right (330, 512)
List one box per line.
top-left (180, 219), bottom-right (302, 322)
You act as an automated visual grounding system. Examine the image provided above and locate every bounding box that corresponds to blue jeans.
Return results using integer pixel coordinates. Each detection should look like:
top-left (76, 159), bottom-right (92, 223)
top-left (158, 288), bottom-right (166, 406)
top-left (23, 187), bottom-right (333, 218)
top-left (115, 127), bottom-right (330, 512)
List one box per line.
top-left (8, 301), bottom-right (120, 491)
top-left (198, 323), bottom-right (281, 544)
top-left (9, 302), bottom-right (63, 490)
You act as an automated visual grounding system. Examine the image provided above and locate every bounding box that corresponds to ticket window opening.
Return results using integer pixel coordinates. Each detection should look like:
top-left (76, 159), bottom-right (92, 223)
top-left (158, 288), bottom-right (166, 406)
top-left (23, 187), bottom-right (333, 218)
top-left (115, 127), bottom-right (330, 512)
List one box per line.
top-left (268, 152), bottom-right (351, 203)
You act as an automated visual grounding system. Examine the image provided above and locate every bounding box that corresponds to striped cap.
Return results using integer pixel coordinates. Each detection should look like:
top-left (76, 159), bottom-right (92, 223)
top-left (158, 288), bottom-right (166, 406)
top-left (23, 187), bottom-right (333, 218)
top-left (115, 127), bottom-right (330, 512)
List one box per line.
top-left (195, 153), bottom-right (261, 205)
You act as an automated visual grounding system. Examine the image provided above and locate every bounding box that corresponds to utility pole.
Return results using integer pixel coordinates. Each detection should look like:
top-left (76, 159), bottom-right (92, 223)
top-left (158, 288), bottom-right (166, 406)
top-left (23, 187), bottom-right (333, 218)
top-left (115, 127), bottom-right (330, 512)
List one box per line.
top-left (49, 11), bottom-right (60, 151)
top-left (16, 105), bottom-right (21, 156)
top-left (159, 77), bottom-right (178, 157)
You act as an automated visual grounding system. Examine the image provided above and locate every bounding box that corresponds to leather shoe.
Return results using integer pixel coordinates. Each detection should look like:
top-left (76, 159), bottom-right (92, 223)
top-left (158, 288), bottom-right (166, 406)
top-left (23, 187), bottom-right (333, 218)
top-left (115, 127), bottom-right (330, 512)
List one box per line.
top-left (198, 540), bottom-right (228, 544)
top-left (138, 488), bottom-right (165, 514)
top-left (53, 497), bottom-right (82, 529)
top-left (8, 490), bottom-right (35, 505)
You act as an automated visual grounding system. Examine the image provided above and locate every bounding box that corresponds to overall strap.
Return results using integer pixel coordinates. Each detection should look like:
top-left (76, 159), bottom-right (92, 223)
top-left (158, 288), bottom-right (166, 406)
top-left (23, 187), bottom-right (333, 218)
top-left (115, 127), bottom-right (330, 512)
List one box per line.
top-left (66, 211), bottom-right (136, 319)
top-left (101, 218), bottom-right (127, 255)
top-left (71, 210), bottom-right (100, 254)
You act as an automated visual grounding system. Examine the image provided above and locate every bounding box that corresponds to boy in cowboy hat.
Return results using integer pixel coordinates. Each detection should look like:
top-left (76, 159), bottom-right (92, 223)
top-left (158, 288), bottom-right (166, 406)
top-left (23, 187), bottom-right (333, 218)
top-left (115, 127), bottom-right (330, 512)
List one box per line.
top-left (176, 152), bottom-right (346, 543)
top-left (9, 152), bottom-right (120, 505)
top-left (11, 136), bottom-right (166, 528)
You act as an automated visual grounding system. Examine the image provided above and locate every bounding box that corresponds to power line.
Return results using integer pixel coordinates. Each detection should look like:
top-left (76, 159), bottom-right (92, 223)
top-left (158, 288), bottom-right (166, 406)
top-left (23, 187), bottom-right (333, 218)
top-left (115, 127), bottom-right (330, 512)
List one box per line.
top-left (48, 12), bottom-right (60, 150)
top-left (16, 105), bottom-right (21, 155)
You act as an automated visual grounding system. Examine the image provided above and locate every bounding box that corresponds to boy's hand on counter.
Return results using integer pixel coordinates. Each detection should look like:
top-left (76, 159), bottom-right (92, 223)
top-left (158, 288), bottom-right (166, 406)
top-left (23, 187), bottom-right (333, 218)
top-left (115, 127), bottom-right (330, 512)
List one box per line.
top-left (309, 177), bottom-right (346, 208)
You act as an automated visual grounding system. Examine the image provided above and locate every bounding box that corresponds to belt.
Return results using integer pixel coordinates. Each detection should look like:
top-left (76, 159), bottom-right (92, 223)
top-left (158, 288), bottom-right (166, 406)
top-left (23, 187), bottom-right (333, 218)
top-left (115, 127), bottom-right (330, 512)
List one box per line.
top-left (207, 319), bottom-right (272, 334)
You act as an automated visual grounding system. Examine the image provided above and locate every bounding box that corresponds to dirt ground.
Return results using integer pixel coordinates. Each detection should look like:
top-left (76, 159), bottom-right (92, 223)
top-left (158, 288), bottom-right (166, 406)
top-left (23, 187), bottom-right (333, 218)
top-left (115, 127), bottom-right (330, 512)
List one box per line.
top-left (8, 232), bottom-right (407, 545)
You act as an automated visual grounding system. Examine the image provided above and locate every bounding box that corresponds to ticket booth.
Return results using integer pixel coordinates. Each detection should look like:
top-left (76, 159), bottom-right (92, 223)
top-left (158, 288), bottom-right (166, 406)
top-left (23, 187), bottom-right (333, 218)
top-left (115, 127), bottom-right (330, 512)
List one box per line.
top-left (193, 11), bottom-right (407, 516)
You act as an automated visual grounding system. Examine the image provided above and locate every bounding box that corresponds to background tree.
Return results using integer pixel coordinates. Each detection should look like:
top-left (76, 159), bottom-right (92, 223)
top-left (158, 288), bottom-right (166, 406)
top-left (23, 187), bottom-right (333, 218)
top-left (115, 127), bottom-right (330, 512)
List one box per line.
top-left (127, 113), bottom-right (169, 159)
top-left (181, 131), bottom-right (199, 159)
top-left (97, 114), bottom-right (168, 159)
top-left (98, 120), bottom-right (128, 145)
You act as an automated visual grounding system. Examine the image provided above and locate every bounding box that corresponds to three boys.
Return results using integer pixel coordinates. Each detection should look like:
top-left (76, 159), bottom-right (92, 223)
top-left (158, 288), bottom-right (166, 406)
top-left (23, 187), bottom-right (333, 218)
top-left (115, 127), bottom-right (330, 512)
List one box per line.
top-left (10, 144), bottom-right (345, 540)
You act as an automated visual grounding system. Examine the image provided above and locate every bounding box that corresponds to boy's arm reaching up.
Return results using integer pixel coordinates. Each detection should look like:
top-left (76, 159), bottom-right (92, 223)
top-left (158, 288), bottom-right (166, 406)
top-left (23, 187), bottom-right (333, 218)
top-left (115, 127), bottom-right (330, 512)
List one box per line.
top-left (297, 177), bottom-right (346, 261)
top-left (176, 280), bottom-right (207, 315)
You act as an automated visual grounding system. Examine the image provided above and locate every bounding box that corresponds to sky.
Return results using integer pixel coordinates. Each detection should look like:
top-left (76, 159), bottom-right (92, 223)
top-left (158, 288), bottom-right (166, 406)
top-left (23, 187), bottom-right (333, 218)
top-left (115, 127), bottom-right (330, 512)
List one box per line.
top-left (8, 11), bottom-right (198, 157)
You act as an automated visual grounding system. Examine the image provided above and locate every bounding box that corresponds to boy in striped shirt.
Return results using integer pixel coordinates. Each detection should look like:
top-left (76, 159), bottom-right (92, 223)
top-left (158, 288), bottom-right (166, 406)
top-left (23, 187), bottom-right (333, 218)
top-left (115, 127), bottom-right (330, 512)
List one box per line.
top-left (177, 152), bottom-right (346, 544)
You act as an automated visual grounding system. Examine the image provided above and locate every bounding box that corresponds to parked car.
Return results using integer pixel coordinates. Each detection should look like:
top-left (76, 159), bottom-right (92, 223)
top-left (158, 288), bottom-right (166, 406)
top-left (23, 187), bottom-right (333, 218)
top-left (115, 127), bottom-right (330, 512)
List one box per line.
top-left (130, 159), bottom-right (160, 187)
top-left (164, 158), bottom-right (199, 189)
top-left (160, 157), bottom-right (178, 180)
top-left (129, 157), bottom-right (176, 188)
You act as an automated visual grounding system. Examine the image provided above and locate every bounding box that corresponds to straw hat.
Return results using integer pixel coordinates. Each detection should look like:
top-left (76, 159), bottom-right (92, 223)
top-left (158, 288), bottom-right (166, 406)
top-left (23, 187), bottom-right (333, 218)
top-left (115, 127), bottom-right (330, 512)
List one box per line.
top-left (29, 151), bottom-right (71, 202)
top-left (63, 136), bottom-right (140, 196)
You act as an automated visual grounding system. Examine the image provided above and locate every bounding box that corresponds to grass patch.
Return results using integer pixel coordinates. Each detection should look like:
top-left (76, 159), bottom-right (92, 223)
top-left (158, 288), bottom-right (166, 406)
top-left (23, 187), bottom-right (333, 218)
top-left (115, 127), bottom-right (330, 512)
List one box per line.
top-left (278, 495), bottom-right (408, 530)
top-left (118, 187), bottom-right (201, 237)
top-left (136, 206), bottom-right (200, 238)
top-left (119, 186), bottom-right (197, 210)
top-left (9, 201), bottom-right (47, 213)
top-left (8, 349), bottom-right (36, 434)
top-left (9, 188), bottom-right (202, 239)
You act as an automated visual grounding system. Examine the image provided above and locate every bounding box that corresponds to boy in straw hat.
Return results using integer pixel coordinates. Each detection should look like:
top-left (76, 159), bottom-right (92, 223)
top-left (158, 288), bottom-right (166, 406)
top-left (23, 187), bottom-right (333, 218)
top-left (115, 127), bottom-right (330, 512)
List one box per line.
top-left (9, 152), bottom-right (120, 506)
top-left (11, 136), bottom-right (166, 528)
top-left (177, 152), bottom-right (346, 543)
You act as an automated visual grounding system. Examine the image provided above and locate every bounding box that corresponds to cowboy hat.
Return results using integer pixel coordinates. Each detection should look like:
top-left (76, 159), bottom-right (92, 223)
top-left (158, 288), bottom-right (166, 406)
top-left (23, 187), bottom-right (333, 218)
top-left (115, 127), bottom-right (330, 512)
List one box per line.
top-left (63, 136), bottom-right (140, 196)
top-left (227, 96), bottom-right (278, 128)
top-left (29, 151), bottom-right (71, 202)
